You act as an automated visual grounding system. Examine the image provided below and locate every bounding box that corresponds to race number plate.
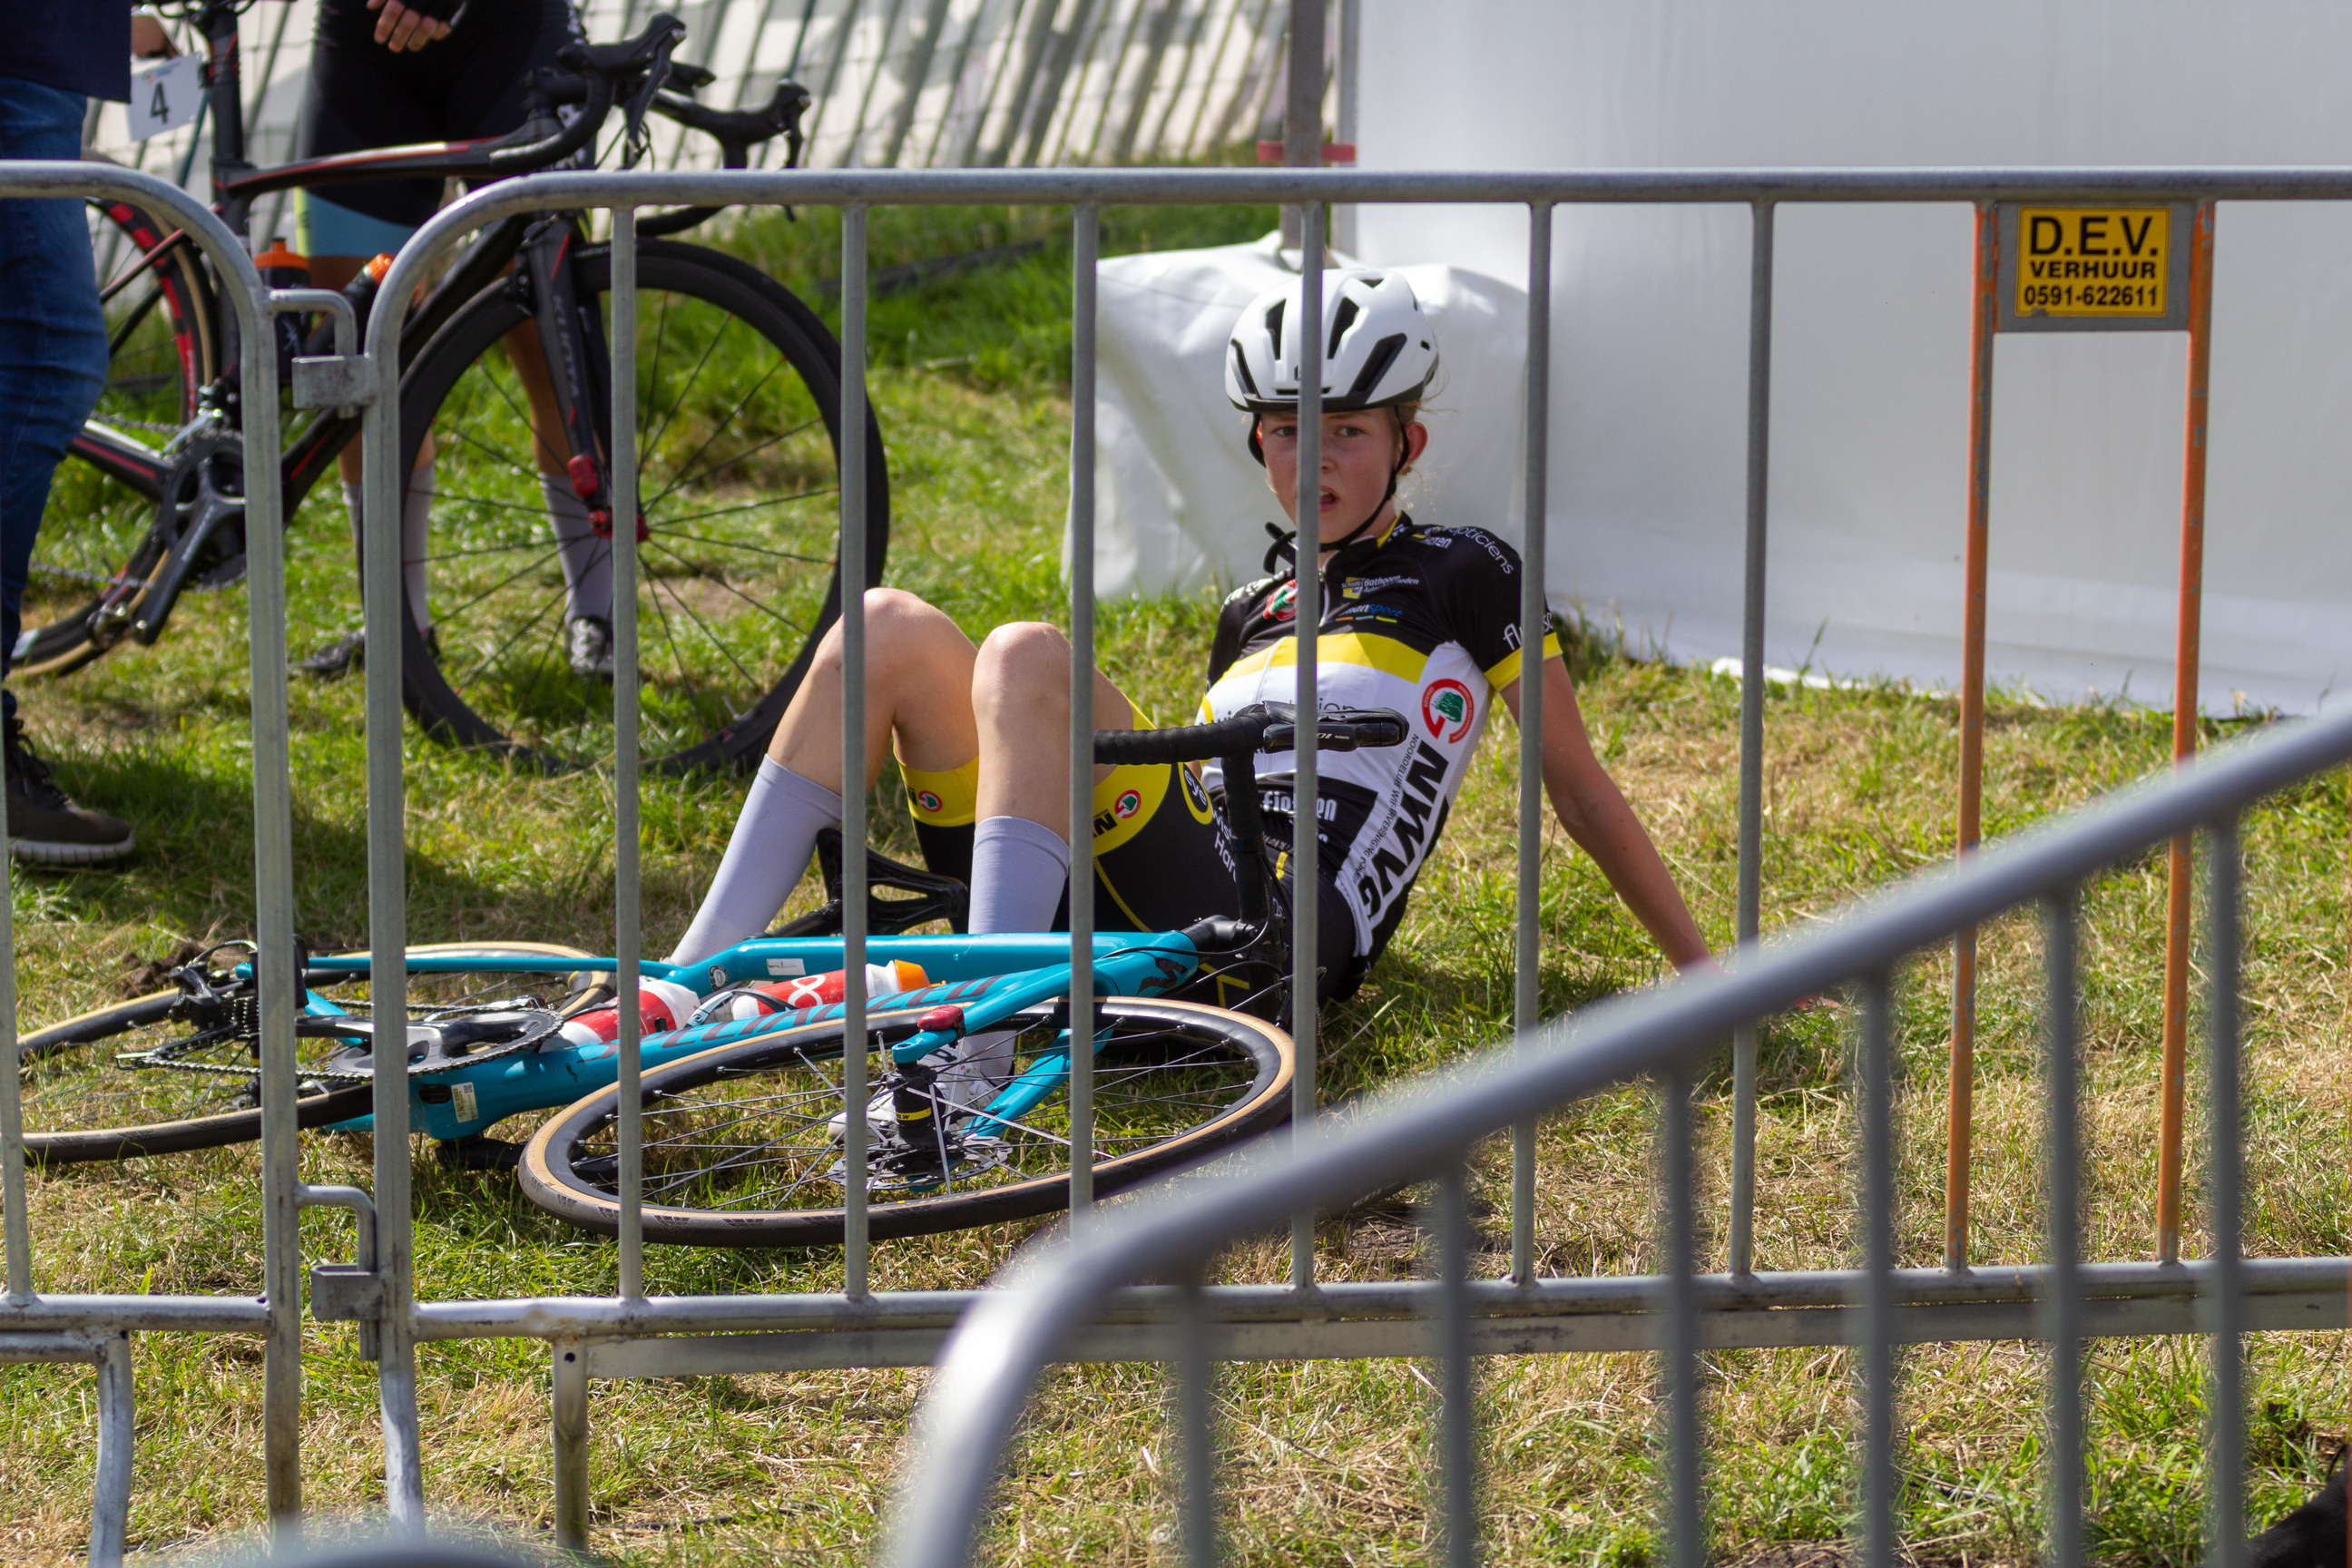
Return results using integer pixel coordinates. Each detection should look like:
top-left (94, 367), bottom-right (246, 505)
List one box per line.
top-left (1996, 202), bottom-right (2193, 332)
top-left (127, 55), bottom-right (202, 141)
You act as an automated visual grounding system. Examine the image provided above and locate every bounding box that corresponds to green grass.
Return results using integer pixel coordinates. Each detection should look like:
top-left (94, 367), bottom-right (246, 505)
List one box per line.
top-left (6, 202), bottom-right (2352, 1566)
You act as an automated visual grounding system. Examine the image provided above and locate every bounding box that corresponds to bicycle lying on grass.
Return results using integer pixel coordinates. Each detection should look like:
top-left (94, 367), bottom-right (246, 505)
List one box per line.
top-left (15, 703), bottom-right (1405, 1245)
top-left (56, 4), bottom-right (885, 772)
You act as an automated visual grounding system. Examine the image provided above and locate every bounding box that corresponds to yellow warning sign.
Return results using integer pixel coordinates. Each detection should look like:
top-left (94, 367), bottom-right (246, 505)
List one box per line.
top-left (2015, 207), bottom-right (2171, 318)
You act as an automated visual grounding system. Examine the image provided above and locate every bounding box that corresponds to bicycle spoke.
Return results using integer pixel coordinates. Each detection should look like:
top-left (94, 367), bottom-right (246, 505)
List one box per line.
top-left (642, 356), bottom-right (791, 514)
top-left (644, 537), bottom-right (808, 639)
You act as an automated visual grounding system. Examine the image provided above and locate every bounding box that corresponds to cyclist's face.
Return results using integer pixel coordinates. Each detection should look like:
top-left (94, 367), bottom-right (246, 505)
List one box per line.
top-left (1257, 410), bottom-right (1426, 546)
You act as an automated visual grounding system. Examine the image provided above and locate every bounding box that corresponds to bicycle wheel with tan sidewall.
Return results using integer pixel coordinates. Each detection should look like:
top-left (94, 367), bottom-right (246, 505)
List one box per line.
top-left (518, 996), bottom-right (1295, 1246)
top-left (19, 940), bottom-right (596, 1163)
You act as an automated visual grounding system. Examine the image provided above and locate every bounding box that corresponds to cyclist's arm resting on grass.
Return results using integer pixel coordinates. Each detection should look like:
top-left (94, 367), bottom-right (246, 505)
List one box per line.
top-left (1502, 655), bottom-right (1712, 972)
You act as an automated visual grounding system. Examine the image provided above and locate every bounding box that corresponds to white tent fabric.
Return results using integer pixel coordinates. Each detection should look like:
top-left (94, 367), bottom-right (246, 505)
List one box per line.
top-left (1339, 0), bottom-right (2352, 714)
top-left (1083, 235), bottom-right (1530, 596)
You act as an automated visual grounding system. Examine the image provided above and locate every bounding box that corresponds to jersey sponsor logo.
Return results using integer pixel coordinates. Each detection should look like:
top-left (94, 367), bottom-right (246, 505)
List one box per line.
top-left (1355, 738), bottom-right (1450, 910)
top-left (915, 789), bottom-right (944, 813)
top-left (1269, 581), bottom-right (1298, 621)
top-left (1341, 573), bottom-right (1420, 600)
top-left (1422, 678), bottom-right (1475, 742)
top-left (1113, 789), bottom-right (1143, 819)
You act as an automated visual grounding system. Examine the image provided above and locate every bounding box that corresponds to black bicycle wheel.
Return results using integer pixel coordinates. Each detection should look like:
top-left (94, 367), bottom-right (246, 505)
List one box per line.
top-left (19, 941), bottom-right (594, 1164)
top-left (392, 239), bottom-right (888, 773)
top-left (17, 199), bottom-right (221, 676)
top-left (517, 997), bottom-right (1295, 1247)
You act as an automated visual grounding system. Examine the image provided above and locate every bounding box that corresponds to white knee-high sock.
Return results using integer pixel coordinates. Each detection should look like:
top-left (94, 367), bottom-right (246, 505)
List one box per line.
top-left (946, 815), bottom-right (1073, 1109)
top-left (967, 815), bottom-right (1070, 935)
top-left (666, 757), bottom-right (843, 967)
top-left (540, 474), bottom-right (612, 622)
top-left (342, 460), bottom-right (435, 632)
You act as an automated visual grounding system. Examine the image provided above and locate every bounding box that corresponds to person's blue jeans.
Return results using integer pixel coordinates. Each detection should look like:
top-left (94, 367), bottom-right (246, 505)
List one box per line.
top-left (0, 79), bottom-right (109, 719)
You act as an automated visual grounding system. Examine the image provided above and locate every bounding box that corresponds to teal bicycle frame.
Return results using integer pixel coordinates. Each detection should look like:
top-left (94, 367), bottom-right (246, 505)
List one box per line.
top-left (299, 930), bottom-right (1207, 1142)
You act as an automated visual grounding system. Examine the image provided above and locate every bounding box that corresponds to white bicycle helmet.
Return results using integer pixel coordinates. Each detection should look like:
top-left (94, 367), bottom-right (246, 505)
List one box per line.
top-left (1225, 269), bottom-right (1438, 415)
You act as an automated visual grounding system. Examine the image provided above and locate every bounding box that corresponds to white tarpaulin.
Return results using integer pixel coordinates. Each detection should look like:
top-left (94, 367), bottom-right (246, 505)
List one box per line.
top-left (1086, 0), bottom-right (2352, 714)
top-left (1085, 235), bottom-right (1530, 595)
top-left (1342, 0), bottom-right (2352, 714)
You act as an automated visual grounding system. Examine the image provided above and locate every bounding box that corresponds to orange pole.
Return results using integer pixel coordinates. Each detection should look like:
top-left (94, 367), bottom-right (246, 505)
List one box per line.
top-left (1948, 203), bottom-right (1998, 1273)
top-left (2156, 201), bottom-right (2216, 1265)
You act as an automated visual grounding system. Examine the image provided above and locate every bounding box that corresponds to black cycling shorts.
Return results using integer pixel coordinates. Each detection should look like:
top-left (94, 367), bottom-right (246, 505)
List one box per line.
top-left (296, 0), bottom-right (583, 234)
top-left (1083, 756), bottom-right (1362, 1010)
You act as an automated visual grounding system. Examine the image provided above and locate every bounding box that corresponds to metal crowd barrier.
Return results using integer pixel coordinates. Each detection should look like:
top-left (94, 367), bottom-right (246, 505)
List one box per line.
top-left (0, 163), bottom-right (303, 1563)
top-left (894, 695), bottom-right (2352, 1568)
top-left (319, 163), bottom-right (2352, 1553)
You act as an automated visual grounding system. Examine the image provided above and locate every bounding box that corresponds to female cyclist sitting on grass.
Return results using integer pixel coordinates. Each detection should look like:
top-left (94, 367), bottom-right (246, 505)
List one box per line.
top-left (664, 270), bottom-right (1711, 1099)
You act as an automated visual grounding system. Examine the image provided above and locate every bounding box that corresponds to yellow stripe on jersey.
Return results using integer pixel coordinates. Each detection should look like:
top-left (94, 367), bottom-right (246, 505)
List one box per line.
top-left (1484, 631), bottom-right (1564, 694)
top-left (900, 756), bottom-right (978, 827)
top-left (1218, 631), bottom-right (1430, 685)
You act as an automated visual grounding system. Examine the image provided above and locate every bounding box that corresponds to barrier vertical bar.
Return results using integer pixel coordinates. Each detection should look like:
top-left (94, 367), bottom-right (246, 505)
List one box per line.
top-left (1512, 200), bottom-right (1552, 1288)
top-left (90, 1332), bottom-right (132, 1568)
top-left (1436, 1157), bottom-right (1476, 1568)
top-left (1728, 197), bottom-right (1775, 1279)
top-left (359, 191), bottom-right (425, 1535)
top-left (1661, 1063), bottom-right (1701, 1568)
top-left (2205, 815), bottom-right (2245, 1568)
top-left (1175, 1273), bottom-right (1217, 1567)
top-left (1068, 202), bottom-right (1099, 1227)
top-left (247, 279), bottom-right (302, 1532)
top-left (612, 202), bottom-right (645, 1301)
top-left (0, 812), bottom-right (22, 1304)
top-left (1331, 0), bottom-right (1360, 253)
top-left (1289, 211), bottom-right (1324, 1290)
top-left (2042, 888), bottom-right (2084, 1568)
top-left (1858, 970), bottom-right (1897, 1568)
top-left (2158, 201), bottom-right (2218, 1265)
top-left (1947, 201), bottom-right (1998, 1275)
top-left (841, 203), bottom-right (872, 1300)
top-left (552, 1342), bottom-right (589, 1552)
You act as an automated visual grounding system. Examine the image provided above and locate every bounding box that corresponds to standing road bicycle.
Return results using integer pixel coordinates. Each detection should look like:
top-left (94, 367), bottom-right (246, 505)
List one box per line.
top-left (12, 704), bottom-right (1406, 1245)
top-left (49, 4), bottom-right (886, 772)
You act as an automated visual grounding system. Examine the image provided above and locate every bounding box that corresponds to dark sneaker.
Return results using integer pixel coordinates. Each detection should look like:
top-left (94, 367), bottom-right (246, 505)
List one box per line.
top-left (567, 614), bottom-right (614, 678)
top-left (294, 627), bottom-right (366, 678)
top-left (5, 717), bottom-right (132, 866)
top-left (291, 625), bottom-right (438, 679)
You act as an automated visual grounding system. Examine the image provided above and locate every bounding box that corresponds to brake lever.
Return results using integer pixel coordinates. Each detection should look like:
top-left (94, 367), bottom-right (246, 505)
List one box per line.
top-left (619, 35), bottom-right (680, 165)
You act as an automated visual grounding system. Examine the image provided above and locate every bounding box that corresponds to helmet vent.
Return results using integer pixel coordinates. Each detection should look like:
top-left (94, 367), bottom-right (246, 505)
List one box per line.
top-left (1343, 333), bottom-right (1408, 407)
top-left (1327, 297), bottom-right (1360, 359)
top-left (1263, 299), bottom-right (1287, 359)
top-left (1230, 341), bottom-right (1260, 398)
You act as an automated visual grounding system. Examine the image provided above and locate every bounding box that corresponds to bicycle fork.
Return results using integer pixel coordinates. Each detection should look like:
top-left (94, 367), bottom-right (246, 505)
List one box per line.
top-left (520, 217), bottom-right (634, 544)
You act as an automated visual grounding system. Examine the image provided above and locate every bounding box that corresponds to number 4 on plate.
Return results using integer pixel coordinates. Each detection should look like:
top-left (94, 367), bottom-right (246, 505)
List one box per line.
top-left (127, 54), bottom-right (201, 141)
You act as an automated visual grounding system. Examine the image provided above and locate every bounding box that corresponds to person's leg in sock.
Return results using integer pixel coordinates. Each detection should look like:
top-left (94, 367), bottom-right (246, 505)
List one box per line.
top-left (938, 622), bottom-right (1141, 1112)
top-left (665, 758), bottom-right (842, 968)
top-left (668, 589), bottom-right (980, 966)
top-left (539, 474), bottom-right (615, 675)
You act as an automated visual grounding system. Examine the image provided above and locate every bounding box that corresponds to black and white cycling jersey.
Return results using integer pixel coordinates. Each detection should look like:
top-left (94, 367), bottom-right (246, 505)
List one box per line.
top-left (1196, 514), bottom-right (1560, 965)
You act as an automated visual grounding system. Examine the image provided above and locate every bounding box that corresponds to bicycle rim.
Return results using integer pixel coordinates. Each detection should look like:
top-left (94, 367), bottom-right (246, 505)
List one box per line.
top-left (20, 201), bottom-right (219, 676)
top-left (394, 240), bottom-right (889, 773)
top-left (518, 997), bottom-right (1295, 1247)
top-left (19, 941), bottom-right (595, 1164)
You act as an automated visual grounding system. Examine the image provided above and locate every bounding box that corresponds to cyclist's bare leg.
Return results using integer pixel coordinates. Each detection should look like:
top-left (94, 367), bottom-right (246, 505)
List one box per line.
top-left (969, 620), bottom-right (1134, 840)
top-left (668, 590), bottom-right (985, 965)
top-left (763, 587), bottom-right (985, 791)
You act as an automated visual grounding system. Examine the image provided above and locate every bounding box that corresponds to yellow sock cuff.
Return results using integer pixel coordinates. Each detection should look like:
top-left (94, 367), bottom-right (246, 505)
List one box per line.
top-left (901, 756), bottom-right (978, 828)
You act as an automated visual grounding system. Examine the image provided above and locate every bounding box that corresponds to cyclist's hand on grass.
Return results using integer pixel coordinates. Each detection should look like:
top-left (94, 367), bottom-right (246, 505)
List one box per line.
top-left (367, 0), bottom-right (455, 52)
